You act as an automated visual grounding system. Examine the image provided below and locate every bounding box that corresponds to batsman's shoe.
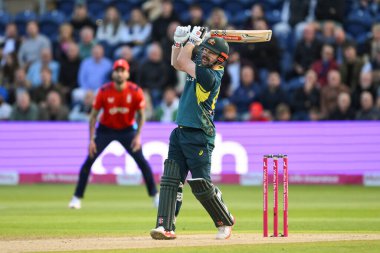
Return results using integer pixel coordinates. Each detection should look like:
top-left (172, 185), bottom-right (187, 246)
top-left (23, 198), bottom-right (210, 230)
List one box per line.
top-left (150, 226), bottom-right (176, 240)
top-left (215, 216), bottom-right (235, 240)
top-left (68, 196), bottom-right (81, 209)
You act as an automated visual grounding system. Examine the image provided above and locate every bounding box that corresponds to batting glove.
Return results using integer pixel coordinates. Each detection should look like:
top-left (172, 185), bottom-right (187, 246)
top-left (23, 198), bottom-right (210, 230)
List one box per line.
top-left (188, 26), bottom-right (206, 46)
top-left (173, 25), bottom-right (191, 47)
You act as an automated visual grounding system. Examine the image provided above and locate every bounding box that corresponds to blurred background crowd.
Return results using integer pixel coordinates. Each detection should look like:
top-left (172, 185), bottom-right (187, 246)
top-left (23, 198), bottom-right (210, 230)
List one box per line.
top-left (0, 0), bottom-right (380, 122)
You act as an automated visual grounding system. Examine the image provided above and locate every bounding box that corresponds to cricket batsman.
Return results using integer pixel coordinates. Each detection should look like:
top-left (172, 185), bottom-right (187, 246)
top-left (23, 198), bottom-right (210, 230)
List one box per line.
top-left (150, 26), bottom-right (235, 240)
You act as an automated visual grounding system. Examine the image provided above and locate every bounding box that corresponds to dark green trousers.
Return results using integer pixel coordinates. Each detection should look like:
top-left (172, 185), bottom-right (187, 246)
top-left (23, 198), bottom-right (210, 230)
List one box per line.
top-left (168, 126), bottom-right (215, 183)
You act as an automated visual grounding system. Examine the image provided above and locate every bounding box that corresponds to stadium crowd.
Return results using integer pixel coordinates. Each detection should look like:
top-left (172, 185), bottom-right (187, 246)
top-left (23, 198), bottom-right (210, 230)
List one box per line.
top-left (0, 0), bottom-right (380, 122)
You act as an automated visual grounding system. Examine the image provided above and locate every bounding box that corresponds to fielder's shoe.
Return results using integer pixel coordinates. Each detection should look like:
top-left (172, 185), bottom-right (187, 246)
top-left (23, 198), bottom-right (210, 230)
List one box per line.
top-left (215, 216), bottom-right (235, 240)
top-left (68, 196), bottom-right (81, 209)
top-left (152, 193), bottom-right (159, 208)
top-left (150, 226), bottom-right (176, 240)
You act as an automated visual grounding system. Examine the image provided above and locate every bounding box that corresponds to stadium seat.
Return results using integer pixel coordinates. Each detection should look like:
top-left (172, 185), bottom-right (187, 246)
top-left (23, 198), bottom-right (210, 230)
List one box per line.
top-left (173, 0), bottom-right (190, 16)
top-left (87, 0), bottom-right (109, 20)
top-left (14, 10), bottom-right (37, 36)
top-left (39, 11), bottom-right (66, 41)
top-left (110, 0), bottom-right (139, 16)
top-left (265, 9), bottom-right (282, 27)
top-left (195, 0), bottom-right (217, 18)
top-left (56, 0), bottom-right (75, 17)
top-left (344, 9), bottom-right (373, 38)
top-left (0, 11), bottom-right (13, 35)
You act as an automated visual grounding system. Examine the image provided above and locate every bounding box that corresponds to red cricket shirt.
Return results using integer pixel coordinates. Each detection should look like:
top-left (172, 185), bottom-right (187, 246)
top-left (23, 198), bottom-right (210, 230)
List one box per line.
top-left (93, 82), bottom-right (145, 129)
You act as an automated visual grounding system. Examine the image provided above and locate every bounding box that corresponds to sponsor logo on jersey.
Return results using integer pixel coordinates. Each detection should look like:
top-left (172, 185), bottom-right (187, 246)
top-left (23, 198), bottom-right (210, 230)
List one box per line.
top-left (107, 97), bottom-right (115, 103)
top-left (109, 107), bottom-right (129, 115)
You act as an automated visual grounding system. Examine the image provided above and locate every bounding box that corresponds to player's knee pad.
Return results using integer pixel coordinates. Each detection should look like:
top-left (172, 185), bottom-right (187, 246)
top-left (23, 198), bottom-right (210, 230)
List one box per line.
top-left (187, 178), bottom-right (234, 227)
top-left (156, 159), bottom-right (181, 231)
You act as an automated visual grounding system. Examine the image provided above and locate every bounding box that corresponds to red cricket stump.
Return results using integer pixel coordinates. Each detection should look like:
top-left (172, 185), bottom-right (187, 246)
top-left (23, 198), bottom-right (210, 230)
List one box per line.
top-left (263, 156), bottom-right (268, 237)
top-left (263, 154), bottom-right (288, 237)
top-left (283, 155), bottom-right (289, 237)
top-left (273, 157), bottom-right (279, 237)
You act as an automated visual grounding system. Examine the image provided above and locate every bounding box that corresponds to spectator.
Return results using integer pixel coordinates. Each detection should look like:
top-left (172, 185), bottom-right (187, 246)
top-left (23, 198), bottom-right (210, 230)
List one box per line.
top-left (340, 44), bottom-right (365, 91)
top-left (333, 27), bottom-right (353, 65)
top-left (7, 68), bottom-right (31, 104)
top-left (220, 103), bottom-right (239, 122)
top-left (78, 26), bottom-right (97, 59)
top-left (77, 44), bottom-right (112, 93)
top-left (328, 92), bottom-right (355, 120)
top-left (243, 3), bottom-right (265, 30)
top-left (188, 4), bottom-right (204, 27)
top-left (124, 8), bottom-right (152, 58)
top-left (311, 44), bottom-right (338, 87)
top-left (27, 47), bottom-right (60, 87)
top-left (351, 71), bottom-right (377, 110)
top-left (96, 6), bottom-right (126, 47)
top-left (320, 70), bottom-right (350, 118)
top-left (356, 91), bottom-right (380, 120)
top-left (1, 23), bottom-right (21, 66)
top-left (369, 49), bottom-right (380, 84)
top-left (229, 65), bottom-right (261, 118)
top-left (226, 50), bottom-right (241, 95)
top-left (259, 71), bottom-right (288, 116)
top-left (275, 103), bottom-right (292, 121)
top-left (363, 23), bottom-right (380, 61)
top-left (292, 23), bottom-right (322, 77)
top-left (291, 69), bottom-right (320, 120)
top-left (249, 102), bottom-right (271, 122)
top-left (70, 0), bottom-right (96, 38)
top-left (18, 21), bottom-right (51, 67)
top-left (69, 90), bottom-right (94, 121)
top-left (10, 90), bottom-right (39, 121)
top-left (0, 94), bottom-right (12, 120)
top-left (273, 0), bottom-right (311, 43)
top-left (206, 8), bottom-right (228, 30)
top-left (158, 21), bottom-right (180, 88)
top-left (142, 0), bottom-right (163, 22)
top-left (154, 87), bottom-right (179, 122)
top-left (320, 20), bottom-right (336, 45)
top-left (1, 53), bottom-right (18, 87)
top-left (31, 67), bottom-right (61, 106)
top-left (58, 42), bottom-right (81, 104)
top-left (39, 90), bottom-right (69, 121)
top-left (151, 0), bottom-right (179, 42)
top-left (115, 45), bottom-right (139, 83)
top-left (240, 19), bottom-right (282, 74)
top-left (53, 23), bottom-right (74, 62)
top-left (143, 89), bottom-right (154, 121)
top-left (138, 43), bottom-right (168, 107)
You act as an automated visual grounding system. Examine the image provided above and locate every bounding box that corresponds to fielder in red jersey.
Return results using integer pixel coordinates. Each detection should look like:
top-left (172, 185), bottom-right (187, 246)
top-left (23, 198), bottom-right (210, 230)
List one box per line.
top-left (69, 59), bottom-right (158, 209)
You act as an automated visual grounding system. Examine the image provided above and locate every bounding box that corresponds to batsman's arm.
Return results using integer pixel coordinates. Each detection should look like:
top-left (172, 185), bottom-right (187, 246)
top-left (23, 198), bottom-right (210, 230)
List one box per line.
top-left (176, 43), bottom-right (196, 78)
top-left (171, 45), bottom-right (181, 70)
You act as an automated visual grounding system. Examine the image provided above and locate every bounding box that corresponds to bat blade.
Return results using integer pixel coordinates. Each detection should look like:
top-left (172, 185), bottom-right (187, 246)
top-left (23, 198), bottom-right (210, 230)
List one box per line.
top-left (209, 30), bottom-right (272, 43)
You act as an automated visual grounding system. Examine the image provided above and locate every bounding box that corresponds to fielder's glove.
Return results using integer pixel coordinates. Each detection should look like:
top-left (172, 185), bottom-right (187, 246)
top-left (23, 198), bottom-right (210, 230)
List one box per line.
top-left (173, 25), bottom-right (191, 47)
top-left (188, 26), bottom-right (206, 46)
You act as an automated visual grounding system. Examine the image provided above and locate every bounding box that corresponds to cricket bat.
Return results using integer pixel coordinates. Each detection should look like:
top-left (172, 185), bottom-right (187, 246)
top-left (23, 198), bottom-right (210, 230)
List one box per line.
top-left (207, 29), bottom-right (272, 43)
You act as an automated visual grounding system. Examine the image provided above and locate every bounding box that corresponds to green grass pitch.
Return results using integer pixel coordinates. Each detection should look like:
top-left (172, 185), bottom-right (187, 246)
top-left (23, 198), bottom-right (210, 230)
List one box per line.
top-left (0, 184), bottom-right (379, 252)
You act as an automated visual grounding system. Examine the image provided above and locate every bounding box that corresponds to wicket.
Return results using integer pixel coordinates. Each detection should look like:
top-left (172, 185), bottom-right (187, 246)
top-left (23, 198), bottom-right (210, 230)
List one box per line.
top-left (263, 154), bottom-right (288, 237)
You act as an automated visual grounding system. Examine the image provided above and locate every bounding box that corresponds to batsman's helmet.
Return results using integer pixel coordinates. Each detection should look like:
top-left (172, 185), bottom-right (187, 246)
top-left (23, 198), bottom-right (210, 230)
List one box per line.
top-left (202, 37), bottom-right (229, 64)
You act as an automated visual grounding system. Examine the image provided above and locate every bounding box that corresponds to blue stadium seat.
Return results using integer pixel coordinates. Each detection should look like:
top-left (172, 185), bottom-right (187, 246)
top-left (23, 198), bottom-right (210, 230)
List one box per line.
top-left (56, 0), bottom-right (75, 17)
top-left (14, 10), bottom-right (37, 36)
top-left (0, 11), bottom-right (13, 35)
top-left (265, 9), bottom-right (282, 27)
top-left (87, 0), bottom-right (108, 20)
top-left (173, 0), bottom-right (190, 16)
top-left (110, 0), bottom-right (139, 17)
top-left (261, 0), bottom-right (283, 11)
top-left (222, 1), bottom-right (245, 17)
top-left (39, 11), bottom-right (66, 41)
top-left (344, 9), bottom-right (373, 38)
top-left (195, 0), bottom-right (217, 18)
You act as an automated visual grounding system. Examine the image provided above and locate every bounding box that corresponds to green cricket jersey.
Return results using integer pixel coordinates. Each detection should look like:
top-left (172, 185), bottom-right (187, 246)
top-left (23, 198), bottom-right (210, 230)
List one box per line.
top-left (176, 62), bottom-right (224, 136)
